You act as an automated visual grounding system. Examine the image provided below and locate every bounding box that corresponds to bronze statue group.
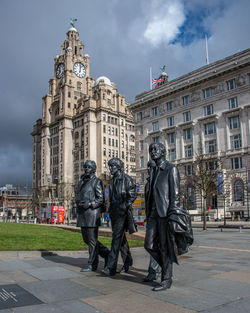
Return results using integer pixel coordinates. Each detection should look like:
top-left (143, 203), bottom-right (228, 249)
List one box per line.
top-left (76, 143), bottom-right (193, 291)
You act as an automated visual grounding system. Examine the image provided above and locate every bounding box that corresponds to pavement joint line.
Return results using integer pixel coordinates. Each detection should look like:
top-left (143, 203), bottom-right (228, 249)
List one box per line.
top-left (194, 245), bottom-right (250, 253)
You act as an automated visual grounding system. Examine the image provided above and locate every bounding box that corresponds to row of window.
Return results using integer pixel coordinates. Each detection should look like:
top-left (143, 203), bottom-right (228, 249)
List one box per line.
top-left (140, 93), bottom-right (241, 123)
top-left (152, 115), bottom-right (241, 135)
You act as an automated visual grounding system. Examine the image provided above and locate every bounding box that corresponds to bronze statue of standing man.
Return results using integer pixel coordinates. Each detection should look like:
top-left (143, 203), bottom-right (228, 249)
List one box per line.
top-left (76, 160), bottom-right (109, 272)
top-left (144, 143), bottom-right (181, 291)
top-left (103, 158), bottom-right (137, 276)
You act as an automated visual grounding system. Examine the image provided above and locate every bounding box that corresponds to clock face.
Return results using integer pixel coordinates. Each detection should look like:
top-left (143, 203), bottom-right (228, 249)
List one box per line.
top-left (56, 63), bottom-right (65, 79)
top-left (73, 62), bottom-right (86, 78)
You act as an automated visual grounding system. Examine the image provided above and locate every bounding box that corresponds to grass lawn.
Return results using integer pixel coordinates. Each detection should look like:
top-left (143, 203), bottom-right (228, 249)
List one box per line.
top-left (0, 222), bottom-right (144, 251)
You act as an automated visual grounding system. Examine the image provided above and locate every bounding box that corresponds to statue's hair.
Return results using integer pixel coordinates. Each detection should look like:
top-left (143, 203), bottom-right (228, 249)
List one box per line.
top-left (108, 157), bottom-right (124, 170)
top-left (83, 160), bottom-right (97, 172)
top-left (149, 142), bottom-right (166, 157)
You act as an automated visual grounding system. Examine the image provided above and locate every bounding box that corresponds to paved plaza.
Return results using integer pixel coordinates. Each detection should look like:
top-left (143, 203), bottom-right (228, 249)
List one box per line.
top-left (1, 228), bottom-right (250, 313)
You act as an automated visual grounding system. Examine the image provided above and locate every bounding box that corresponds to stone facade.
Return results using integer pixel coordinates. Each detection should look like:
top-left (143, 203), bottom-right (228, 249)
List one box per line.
top-left (31, 27), bottom-right (135, 220)
top-left (129, 49), bottom-right (250, 220)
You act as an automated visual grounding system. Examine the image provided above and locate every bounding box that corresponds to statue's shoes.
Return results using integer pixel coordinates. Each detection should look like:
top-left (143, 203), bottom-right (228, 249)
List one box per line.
top-left (119, 265), bottom-right (130, 273)
top-left (152, 279), bottom-right (172, 291)
top-left (143, 273), bottom-right (157, 282)
top-left (102, 267), bottom-right (116, 276)
top-left (80, 266), bottom-right (97, 272)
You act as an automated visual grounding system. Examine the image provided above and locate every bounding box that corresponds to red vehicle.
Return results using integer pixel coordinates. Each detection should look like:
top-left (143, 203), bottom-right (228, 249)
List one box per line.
top-left (51, 206), bottom-right (65, 224)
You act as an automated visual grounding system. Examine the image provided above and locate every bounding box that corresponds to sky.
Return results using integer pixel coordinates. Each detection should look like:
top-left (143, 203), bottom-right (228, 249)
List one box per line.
top-left (0, 0), bottom-right (250, 187)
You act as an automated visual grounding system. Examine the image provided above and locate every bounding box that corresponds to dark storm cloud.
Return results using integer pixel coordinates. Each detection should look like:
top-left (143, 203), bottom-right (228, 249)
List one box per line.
top-left (0, 0), bottom-right (250, 186)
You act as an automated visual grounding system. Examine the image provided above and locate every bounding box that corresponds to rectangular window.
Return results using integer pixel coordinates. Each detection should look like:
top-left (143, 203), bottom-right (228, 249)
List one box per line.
top-left (153, 136), bottom-right (160, 143)
top-left (108, 126), bottom-right (111, 134)
top-left (103, 148), bottom-right (106, 156)
top-left (228, 97), bottom-right (238, 109)
top-left (68, 91), bottom-right (71, 98)
top-left (152, 121), bottom-right (159, 131)
top-left (140, 156), bottom-right (144, 167)
top-left (168, 132), bottom-right (175, 144)
top-left (168, 148), bottom-right (176, 161)
top-left (167, 101), bottom-right (173, 111)
top-left (137, 112), bottom-right (143, 121)
top-left (103, 125), bottom-right (106, 133)
top-left (185, 145), bottom-right (193, 158)
top-left (139, 140), bottom-right (144, 151)
top-left (108, 149), bottom-right (111, 157)
top-left (205, 122), bottom-right (216, 135)
top-left (67, 102), bottom-right (71, 108)
top-left (167, 116), bottom-right (174, 127)
top-left (231, 134), bottom-right (242, 149)
top-left (227, 79), bottom-right (236, 90)
top-left (185, 165), bottom-right (193, 176)
top-left (206, 161), bottom-right (218, 170)
top-left (183, 95), bottom-right (190, 106)
top-left (229, 116), bottom-right (240, 129)
top-left (203, 88), bottom-right (212, 99)
top-left (152, 106), bottom-right (158, 116)
top-left (103, 136), bottom-right (106, 145)
top-left (231, 157), bottom-right (242, 169)
top-left (139, 126), bottom-right (143, 135)
top-left (183, 111), bottom-right (191, 122)
top-left (204, 104), bottom-right (214, 116)
top-left (103, 113), bottom-right (106, 121)
top-left (205, 139), bottom-right (217, 153)
top-left (184, 128), bottom-right (192, 140)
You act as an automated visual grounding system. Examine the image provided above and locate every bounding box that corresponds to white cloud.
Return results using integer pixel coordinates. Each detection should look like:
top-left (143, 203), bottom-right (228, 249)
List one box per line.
top-left (143, 0), bottom-right (185, 47)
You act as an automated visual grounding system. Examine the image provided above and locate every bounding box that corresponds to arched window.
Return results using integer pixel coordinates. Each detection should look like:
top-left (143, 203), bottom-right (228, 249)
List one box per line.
top-left (234, 180), bottom-right (244, 201)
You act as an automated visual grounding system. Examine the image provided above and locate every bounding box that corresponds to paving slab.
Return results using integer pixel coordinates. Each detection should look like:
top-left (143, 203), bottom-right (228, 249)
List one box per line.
top-left (0, 273), bottom-right (15, 285)
top-left (0, 260), bottom-right (36, 272)
top-left (3, 300), bottom-right (104, 313)
top-left (24, 266), bottom-right (82, 281)
top-left (3, 270), bottom-right (39, 284)
top-left (192, 278), bottom-right (250, 298)
top-left (83, 289), bottom-right (196, 313)
top-left (212, 269), bottom-right (250, 284)
top-left (19, 279), bottom-right (101, 303)
top-left (200, 297), bottom-right (250, 313)
top-left (71, 270), bottom-right (148, 295)
top-left (137, 285), bottom-right (237, 311)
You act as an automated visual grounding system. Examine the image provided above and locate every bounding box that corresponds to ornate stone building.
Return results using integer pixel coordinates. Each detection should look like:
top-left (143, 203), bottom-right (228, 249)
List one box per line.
top-left (129, 49), bottom-right (250, 221)
top-left (31, 26), bottom-right (135, 220)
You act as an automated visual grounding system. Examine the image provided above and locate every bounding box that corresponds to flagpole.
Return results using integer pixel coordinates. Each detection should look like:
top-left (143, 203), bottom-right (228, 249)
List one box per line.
top-left (150, 67), bottom-right (152, 90)
top-left (205, 35), bottom-right (209, 65)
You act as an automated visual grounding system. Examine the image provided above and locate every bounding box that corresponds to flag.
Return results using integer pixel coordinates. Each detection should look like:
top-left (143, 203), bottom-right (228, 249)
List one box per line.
top-left (152, 78), bottom-right (164, 85)
top-left (217, 171), bottom-right (223, 195)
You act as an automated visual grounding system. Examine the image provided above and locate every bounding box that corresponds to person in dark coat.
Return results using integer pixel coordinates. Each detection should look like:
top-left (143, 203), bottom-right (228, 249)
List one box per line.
top-left (103, 157), bottom-right (137, 276)
top-left (144, 142), bottom-right (180, 291)
top-left (76, 160), bottom-right (109, 272)
top-left (143, 160), bottom-right (161, 282)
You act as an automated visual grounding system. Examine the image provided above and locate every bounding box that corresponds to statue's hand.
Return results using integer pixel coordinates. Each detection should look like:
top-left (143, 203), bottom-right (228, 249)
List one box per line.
top-left (79, 201), bottom-right (90, 210)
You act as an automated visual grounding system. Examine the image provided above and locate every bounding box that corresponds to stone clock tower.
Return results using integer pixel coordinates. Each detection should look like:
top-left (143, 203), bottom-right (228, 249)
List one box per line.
top-left (32, 24), bottom-right (135, 221)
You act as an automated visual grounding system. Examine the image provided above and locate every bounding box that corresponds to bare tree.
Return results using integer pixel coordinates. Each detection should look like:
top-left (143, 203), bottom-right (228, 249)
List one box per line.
top-left (181, 144), bottom-right (224, 230)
